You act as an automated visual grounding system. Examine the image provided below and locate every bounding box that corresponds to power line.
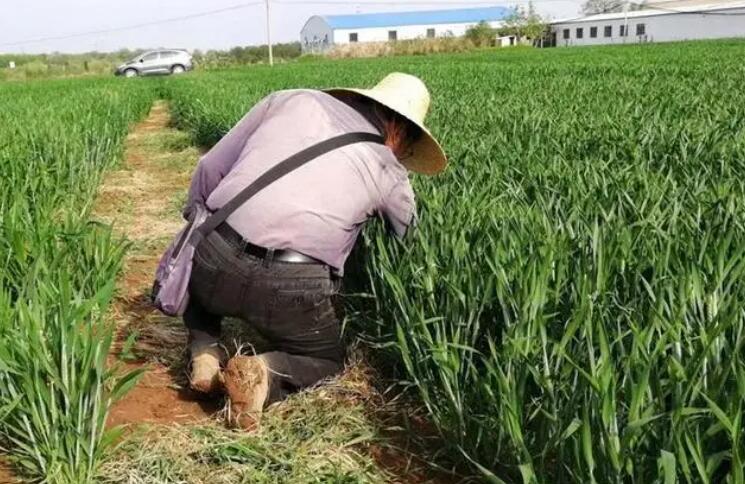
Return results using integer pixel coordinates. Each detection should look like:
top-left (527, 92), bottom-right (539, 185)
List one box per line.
top-left (278, 0), bottom-right (578, 4)
top-left (642, 4), bottom-right (745, 16)
top-left (584, 3), bottom-right (745, 18)
top-left (1, 0), bottom-right (584, 49)
top-left (0, 2), bottom-right (263, 48)
top-left (8, 0), bottom-right (736, 50)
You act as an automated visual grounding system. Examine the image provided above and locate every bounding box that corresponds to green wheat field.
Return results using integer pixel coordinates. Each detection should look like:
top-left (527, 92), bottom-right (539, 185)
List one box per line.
top-left (2, 40), bottom-right (745, 483)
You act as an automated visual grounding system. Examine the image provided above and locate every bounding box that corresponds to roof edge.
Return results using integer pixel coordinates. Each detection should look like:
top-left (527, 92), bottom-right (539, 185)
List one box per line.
top-left (317, 6), bottom-right (512, 30)
top-left (552, 1), bottom-right (745, 23)
top-left (300, 15), bottom-right (326, 33)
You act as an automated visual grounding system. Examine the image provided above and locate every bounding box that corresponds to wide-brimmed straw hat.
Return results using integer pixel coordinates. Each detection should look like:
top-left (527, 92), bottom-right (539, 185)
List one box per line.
top-left (325, 72), bottom-right (447, 175)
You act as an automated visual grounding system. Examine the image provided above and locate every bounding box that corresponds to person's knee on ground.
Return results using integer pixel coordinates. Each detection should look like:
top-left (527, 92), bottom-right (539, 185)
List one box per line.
top-left (188, 329), bottom-right (226, 394)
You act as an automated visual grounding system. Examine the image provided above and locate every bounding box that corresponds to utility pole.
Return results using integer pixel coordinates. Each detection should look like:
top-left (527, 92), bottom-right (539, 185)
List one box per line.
top-left (623, 0), bottom-right (629, 44)
top-left (265, 0), bottom-right (274, 66)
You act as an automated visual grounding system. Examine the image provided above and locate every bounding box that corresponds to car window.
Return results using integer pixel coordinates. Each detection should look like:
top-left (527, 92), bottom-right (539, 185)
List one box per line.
top-left (160, 51), bottom-right (176, 59)
top-left (142, 52), bottom-right (159, 61)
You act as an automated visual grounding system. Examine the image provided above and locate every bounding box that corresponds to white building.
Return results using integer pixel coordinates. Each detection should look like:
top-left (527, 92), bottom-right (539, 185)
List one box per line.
top-left (551, 1), bottom-right (745, 47)
top-left (300, 7), bottom-right (512, 52)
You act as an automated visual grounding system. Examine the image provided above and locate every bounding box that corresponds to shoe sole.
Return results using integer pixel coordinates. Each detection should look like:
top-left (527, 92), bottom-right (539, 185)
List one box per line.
top-left (223, 356), bottom-right (266, 430)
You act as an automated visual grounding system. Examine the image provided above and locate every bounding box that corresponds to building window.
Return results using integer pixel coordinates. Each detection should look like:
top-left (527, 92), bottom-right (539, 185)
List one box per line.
top-left (636, 23), bottom-right (646, 35)
top-left (426, 28), bottom-right (435, 38)
top-left (388, 30), bottom-right (398, 41)
top-left (604, 25), bottom-right (612, 37)
top-left (620, 25), bottom-right (627, 36)
top-left (349, 32), bottom-right (358, 42)
top-left (576, 27), bottom-right (583, 39)
top-left (590, 26), bottom-right (597, 38)
top-left (563, 28), bottom-right (570, 39)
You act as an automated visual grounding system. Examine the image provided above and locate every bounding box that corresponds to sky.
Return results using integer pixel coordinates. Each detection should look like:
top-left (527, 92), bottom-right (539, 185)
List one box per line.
top-left (0, 0), bottom-right (583, 54)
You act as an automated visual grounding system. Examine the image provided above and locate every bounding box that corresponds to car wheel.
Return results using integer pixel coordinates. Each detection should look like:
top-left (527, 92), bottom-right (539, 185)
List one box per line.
top-left (124, 68), bottom-right (138, 78)
top-left (171, 65), bottom-right (185, 75)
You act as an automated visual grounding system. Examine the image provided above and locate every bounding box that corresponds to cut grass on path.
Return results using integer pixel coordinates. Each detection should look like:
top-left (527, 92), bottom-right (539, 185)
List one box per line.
top-left (93, 101), bottom-right (460, 483)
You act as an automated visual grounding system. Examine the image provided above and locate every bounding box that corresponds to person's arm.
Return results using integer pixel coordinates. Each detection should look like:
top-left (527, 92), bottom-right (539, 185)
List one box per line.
top-left (183, 93), bottom-right (276, 219)
top-left (380, 177), bottom-right (417, 238)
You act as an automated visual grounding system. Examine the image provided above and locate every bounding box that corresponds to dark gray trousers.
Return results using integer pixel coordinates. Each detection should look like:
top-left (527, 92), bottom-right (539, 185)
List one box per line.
top-left (184, 230), bottom-right (344, 403)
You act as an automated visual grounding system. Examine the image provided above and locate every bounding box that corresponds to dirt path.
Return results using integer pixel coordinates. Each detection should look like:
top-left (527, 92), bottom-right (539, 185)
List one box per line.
top-left (0, 458), bottom-right (17, 484)
top-left (94, 101), bottom-right (218, 427)
top-left (93, 102), bottom-right (458, 483)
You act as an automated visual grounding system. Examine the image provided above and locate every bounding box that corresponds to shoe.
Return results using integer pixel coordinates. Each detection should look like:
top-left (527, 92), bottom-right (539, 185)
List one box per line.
top-left (223, 355), bottom-right (269, 430)
top-left (189, 343), bottom-right (226, 394)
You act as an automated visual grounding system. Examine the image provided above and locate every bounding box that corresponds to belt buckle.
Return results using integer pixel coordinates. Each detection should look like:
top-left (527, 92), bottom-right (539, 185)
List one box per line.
top-left (263, 248), bottom-right (275, 268)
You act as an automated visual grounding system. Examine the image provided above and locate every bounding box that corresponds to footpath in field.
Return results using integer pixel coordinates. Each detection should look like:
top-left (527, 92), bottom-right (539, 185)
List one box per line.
top-left (0, 458), bottom-right (16, 484)
top-left (94, 101), bottom-right (215, 426)
top-left (92, 102), bottom-right (456, 483)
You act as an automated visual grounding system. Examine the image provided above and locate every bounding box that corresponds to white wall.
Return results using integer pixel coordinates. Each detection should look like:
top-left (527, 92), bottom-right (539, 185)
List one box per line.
top-left (332, 21), bottom-right (502, 45)
top-left (552, 7), bottom-right (745, 46)
top-left (301, 16), bottom-right (334, 52)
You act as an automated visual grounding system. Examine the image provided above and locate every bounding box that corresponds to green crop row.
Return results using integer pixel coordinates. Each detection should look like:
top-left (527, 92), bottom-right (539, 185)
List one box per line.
top-left (164, 41), bottom-right (745, 482)
top-left (0, 79), bottom-right (155, 482)
top-left (3, 40), bottom-right (745, 483)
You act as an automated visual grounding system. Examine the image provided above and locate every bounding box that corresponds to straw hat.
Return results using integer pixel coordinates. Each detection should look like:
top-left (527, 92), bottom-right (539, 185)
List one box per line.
top-left (325, 72), bottom-right (447, 175)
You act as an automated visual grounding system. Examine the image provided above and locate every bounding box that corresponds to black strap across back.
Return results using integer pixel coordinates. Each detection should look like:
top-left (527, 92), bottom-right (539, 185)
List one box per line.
top-left (192, 131), bottom-right (385, 244)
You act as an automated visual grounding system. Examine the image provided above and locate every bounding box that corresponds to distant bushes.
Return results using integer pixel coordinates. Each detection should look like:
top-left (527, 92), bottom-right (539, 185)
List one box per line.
top-left (465, 21), bottom-right (499, 47)
top-left (192, 42), bottom-right (301, 68)
top-left (327, 36), bottom-right (478, 59)
top-left (0, 51), bottom-right (135, 81)
top-left (0, 44), bottom-right (302, 81)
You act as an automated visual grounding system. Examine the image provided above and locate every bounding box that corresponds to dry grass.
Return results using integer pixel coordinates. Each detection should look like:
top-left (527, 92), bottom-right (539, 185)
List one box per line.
top-left (100, 358), bottom-right (385, 483)
top-left (0, 458), bottom-right (18, 484)
top-left (100, 350), bottom-right (459, 484)
top-left (326, 38), bottom-right (477, 59)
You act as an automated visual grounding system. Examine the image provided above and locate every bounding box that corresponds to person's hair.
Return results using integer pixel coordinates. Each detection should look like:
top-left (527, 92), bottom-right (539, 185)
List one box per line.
top-left (329, 91), bottom-right (422, 160)
top-left (372, 102), bottom-right (421, 159)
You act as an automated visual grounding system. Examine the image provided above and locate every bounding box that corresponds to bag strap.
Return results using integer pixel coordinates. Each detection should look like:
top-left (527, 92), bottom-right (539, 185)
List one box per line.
top-left (193, 131), bottom-right (384, 242)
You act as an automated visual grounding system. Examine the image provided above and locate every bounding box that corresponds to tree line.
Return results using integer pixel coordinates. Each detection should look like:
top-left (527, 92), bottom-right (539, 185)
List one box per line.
top-left (0, 43), bottom-right (302, 76)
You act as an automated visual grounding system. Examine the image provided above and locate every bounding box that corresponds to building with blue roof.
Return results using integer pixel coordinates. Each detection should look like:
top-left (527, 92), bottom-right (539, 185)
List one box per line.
top-left (301, 6), bottom-right (512, 52)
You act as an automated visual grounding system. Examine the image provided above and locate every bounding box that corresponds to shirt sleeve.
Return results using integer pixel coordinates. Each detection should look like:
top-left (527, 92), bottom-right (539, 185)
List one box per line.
top-left (184, 93), bottom-right (275, 219)
top-left (380, 177), bottom-right (417, 238)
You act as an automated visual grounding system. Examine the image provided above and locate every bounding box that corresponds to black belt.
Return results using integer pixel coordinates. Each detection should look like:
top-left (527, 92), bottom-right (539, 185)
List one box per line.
top-left (215, 223), bottom-right (323, 265)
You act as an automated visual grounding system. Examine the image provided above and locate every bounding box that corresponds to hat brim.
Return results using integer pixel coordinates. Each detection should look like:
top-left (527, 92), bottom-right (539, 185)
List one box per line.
top-left (325, 88), bottom-right (447, 175)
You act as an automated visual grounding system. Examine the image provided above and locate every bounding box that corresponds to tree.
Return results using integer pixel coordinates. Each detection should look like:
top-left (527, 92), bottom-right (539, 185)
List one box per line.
top-left (465, 21), bottom-right (498, 47)
top-left (522, 2), bottom-right (548, 42)
top-left (497, 2), bottom-right (548, 44)
top-left (581, 0), bottom-right (625, 14)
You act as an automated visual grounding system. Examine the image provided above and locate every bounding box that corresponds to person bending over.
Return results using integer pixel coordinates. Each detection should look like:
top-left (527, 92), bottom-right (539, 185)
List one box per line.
top-left (183, 72), bottom-right (447, 429)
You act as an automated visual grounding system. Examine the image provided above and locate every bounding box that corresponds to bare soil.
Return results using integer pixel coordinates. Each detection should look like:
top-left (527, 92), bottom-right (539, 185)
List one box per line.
top-left (0, 458), bottom-right (17, 484)
top-left (94, 102), bottom-right (217, 428)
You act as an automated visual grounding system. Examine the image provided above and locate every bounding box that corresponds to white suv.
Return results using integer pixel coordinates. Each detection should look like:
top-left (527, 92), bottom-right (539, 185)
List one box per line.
top-left (115, 50), bottom-right (193, 78)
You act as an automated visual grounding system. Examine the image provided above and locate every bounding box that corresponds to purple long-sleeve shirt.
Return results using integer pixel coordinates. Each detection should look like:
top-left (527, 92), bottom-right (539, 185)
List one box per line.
top-left (185, 89), bottom-right (416, 274)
